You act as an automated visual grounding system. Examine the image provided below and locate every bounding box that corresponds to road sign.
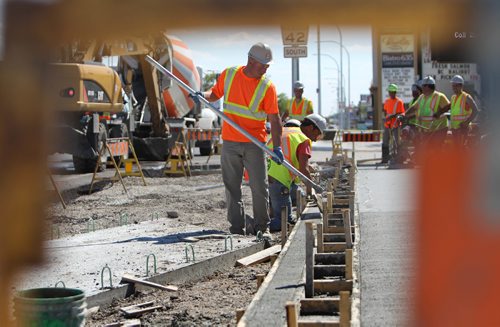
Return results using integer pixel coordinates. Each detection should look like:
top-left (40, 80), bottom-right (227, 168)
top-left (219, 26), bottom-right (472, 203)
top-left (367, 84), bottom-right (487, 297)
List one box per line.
top-left (281, 26), bottom-right (309, 46)
top-left (284, 46), bottom-right (308, 58)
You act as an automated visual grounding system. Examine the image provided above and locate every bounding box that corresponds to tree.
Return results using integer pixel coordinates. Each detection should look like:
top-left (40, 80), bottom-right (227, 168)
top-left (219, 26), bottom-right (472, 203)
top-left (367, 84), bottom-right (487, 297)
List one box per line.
top-left (277, 92), bottom-right (290, 117)
top-left (202, 71), bottom-right (219, 91)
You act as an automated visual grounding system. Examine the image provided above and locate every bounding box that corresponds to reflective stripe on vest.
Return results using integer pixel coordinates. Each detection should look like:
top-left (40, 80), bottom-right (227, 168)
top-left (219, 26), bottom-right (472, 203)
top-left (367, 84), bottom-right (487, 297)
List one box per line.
top-left (450, 92), bottom-right (472, 129)
top-left (267, 127), bottom-right (310, 188)
top-left (289, 97), bottom-right (309, 120)
top-left (417, 92), bottom-right (447, 131)
top-left (409, 97), bottom-right (419, 124)
top-left (223, 66), bottom-right (270, 121)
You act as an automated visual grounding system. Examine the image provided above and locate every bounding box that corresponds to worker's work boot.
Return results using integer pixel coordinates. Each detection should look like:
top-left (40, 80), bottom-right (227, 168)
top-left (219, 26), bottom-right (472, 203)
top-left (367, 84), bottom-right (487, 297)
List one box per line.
top-left (245, 214), bottom-right (256, 236)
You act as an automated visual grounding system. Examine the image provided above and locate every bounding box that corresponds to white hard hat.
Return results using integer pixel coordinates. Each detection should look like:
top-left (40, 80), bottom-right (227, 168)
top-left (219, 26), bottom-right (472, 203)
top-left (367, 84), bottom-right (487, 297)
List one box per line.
top-left (293, 81), bottom-right (304, 89)
top-left (304, 114), bottom-right (327, 133)
top-left (422, 76), bottom-right (436, 85)
top-left (451, 75), bottom-right (464, 84)
top-left (248, 43), bottom-right (273, 65)
top-left (284, 119), bottom-right (301, 127)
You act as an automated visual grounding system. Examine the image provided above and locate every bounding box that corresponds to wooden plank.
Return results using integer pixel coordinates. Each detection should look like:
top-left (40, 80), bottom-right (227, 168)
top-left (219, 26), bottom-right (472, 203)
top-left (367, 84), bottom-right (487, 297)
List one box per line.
top-left (300, 297), bottom-right (340, 315)
top-left (314, 265), bottom-right (346, 278)
top-left (104, 319), bottom-right (141, 327)
top-left (345, 249), bottom-right (353, 280)
top-left (120, 304), bottom-right (162, 318)
top-left (236, 245), bottom-right (281, 267)
top-left (194, 234), bottom-right (228, 240)
top-left (339, 291), bottom-right (351, 327)
top-left (181, 236), bottom-right (200, 243)
top-left (342, 210), bottom-right (353, 249)
top-left (298, 315), bottom-right (340, 327)
top-left (236, 309), bottom-right (245, 323)
top-left (323, 242), bottom-right (347, 252)
top-left (286, 301), bottom-right (299, 327)
top-left (327, 219), bottom-right (344, 227)
top-left (121, 274), bottom-right (178, 292)
top-left (317, 223), bottom-right (324, 253)
top-left (314, 280), bottom-right (353, 295)
top-left (305, 222), bottom-right (315, 298)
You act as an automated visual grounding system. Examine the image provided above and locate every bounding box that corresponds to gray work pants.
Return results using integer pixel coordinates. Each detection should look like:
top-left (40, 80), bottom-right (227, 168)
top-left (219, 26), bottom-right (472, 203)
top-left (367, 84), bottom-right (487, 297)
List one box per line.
top-left (221, 141), bottom-right (270, 233)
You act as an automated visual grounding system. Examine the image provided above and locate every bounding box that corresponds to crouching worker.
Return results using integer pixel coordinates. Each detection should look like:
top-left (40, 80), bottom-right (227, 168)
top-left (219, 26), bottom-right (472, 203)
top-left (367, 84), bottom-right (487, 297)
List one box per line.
top-left (267, 114), bottom-right (327, 232)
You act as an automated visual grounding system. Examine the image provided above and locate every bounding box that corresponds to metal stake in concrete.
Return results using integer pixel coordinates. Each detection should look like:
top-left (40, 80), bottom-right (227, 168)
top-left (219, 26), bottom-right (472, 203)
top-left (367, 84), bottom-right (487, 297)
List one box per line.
top-left (256, 274), bottom-right (265, 288)
top-left (224, 235), bottom-right (233, 252)
top-left (185, 244), bottom-right (195, 262)
top-left (146, 253), bottom-right (157, 276)
top-left (87, 218), bottom-right (96, 233)
top-left (54, 281), bottom-right (66, 288)
top-left (119, 212), bottom-right (128, 226)
top-left (101, 264), bottom-right (113, 289)
top-left (305, 222), bottom-right (315, 298)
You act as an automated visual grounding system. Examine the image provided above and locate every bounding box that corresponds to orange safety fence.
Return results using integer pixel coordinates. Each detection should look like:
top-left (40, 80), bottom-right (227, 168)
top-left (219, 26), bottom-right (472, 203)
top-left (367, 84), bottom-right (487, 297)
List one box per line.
top-left (185, 128), bottom-right (221, 141)
top-left (106, 138), bottom-right (129, 156)
top-left (342, 130), bottom-right (381, 142)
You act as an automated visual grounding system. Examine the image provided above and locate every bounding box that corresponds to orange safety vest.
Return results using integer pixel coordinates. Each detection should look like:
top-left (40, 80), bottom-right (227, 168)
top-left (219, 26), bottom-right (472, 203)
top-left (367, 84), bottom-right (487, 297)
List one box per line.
top-left (288, 97), bottom-right (312, 121)
top-left (220, 66), bottom-right (273, 142)
top-left (450, 91), bottom-right (472, 129)
top-left (383, 97), bottom-right (404, 128)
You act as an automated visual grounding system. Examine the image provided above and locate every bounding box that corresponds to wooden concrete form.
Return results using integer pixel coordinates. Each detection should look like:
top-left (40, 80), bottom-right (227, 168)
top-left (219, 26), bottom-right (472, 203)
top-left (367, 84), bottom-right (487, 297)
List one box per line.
top-left (236, 245), bottom-right (281, 267)
top-left (342, 210), bottom-right (353, 249)
top-left (282, 206), bottom-right (288, 248)
top-left (87, 242), bottom-right (265, 309)
top-left (305, 222), bottom-right (315, 298)
top-left (314, 265), bottom-right (346, 279)
top-left (286, 301), bottom-right (299, 327)
top-left (339, 291), bottom-right (351, 327)
top-left (345, 249), bottom-right (353, 280)
top-left (239, 219), bottom-right (320, 327)
top-left (315, 253), bottom-right (345, 265)
top-left (317, 223), bottom-right (324, 253)
top-left (323, 242), bottom-right (347, 252)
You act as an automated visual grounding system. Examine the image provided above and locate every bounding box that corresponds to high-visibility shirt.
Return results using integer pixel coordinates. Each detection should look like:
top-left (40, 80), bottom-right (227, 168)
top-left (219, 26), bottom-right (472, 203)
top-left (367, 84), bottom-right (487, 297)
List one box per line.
top-left (211, 66), bottom-right (279, 143)
top-left (450, 91), bottom-right (472, 129)
top-left (408, 97), bottom-right (419, 125)
top-left (267, 127), bottom-right (311, 189)
top-left (416, 91), bottom-right (450, 132)
top-left (288, 97), bottom-right (313, 121)
top-left (383, 97), bottom-right (405, 128)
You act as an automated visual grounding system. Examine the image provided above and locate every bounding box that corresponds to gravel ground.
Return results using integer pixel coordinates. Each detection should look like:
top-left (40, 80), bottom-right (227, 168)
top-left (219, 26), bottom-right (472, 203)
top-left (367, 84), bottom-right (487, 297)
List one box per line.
top-left (87, 263), bottom-right (270, 326)
top-left (46, 174), bottom-right (248, 239)
top-left (45, 173), bottom-right (271, 326)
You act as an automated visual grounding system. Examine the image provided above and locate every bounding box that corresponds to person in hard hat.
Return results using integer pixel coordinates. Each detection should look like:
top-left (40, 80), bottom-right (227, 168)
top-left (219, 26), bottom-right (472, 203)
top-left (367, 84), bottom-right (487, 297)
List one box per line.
top-left (283, 119), bottom-right (301, 127)
top-left (282, 81), bottom-right (314, 122)
top-left (267, 114), bottom-right (327, 232)
top-left (406, 76), bottom-right (450, 147)
top-left (201, 42), bottom-right (283, 239)
top-left (432, 75), bottom-right (479, 146)
top-left (398, 82), bottom-right (423, 165)
top-left (381, 83), bottom-right (405, 163)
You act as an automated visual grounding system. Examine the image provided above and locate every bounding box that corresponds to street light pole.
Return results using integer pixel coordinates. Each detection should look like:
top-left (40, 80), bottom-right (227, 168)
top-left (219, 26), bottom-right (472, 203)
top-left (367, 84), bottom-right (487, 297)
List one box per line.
top-left (313, 53), bottom-right (342, 119)
top-left (317, 25), bottom-right (321, 116)
top-left (320, 40), bottom-right (351, 108)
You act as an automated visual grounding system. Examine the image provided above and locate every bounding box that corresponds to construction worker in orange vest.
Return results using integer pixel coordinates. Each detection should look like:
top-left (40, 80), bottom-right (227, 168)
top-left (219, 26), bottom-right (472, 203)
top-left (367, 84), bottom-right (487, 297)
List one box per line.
top-left (381, 83), bottom-right (405, 163)
top-left (433, 75), bottom-right (479, 147)
top-left (282, 81), bottom-right (314, 122)
top-left (267, 114), bottom-right (327, 232)
top-left (201, 43), bottom-right (283, 239)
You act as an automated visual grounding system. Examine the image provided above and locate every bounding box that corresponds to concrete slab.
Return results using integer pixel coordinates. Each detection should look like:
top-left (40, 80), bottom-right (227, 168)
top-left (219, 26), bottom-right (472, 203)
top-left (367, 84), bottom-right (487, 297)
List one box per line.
top-left (14, 218), bottom-right (258, 297)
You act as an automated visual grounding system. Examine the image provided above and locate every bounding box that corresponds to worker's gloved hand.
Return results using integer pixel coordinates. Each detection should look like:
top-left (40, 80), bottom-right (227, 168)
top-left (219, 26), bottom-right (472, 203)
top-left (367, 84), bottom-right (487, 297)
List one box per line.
top-left (272, 146), bottom-right (284, 164)
top-left (189, 91), bottom-right (204, 105)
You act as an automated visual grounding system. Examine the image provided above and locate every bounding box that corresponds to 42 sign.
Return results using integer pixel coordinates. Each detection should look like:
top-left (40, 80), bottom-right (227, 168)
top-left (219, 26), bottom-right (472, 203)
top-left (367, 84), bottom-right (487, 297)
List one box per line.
top-left (281, 26), bottom-right (309, 46)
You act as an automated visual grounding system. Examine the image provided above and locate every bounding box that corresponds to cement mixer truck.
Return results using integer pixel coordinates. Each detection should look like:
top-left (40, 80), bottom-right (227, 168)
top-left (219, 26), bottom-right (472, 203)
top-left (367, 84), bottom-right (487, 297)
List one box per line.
top-left (48, 33), bottom-right (217, 173)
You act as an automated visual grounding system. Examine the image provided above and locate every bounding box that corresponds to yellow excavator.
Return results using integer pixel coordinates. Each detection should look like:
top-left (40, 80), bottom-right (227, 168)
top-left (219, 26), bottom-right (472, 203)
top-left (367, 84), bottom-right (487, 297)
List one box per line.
top-left (48, 34), bottom-right (211, 173)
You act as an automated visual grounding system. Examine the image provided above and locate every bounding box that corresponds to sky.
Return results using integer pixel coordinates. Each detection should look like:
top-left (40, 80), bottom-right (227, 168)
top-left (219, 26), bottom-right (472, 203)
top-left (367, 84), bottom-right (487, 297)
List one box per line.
top-left (170, 25), bottom-right (373, 118)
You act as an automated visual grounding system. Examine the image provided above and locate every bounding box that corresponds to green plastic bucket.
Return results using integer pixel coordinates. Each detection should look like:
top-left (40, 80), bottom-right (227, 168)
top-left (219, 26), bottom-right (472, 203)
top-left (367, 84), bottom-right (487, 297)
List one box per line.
top-left (14, 288), bottom-right (86, 327)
